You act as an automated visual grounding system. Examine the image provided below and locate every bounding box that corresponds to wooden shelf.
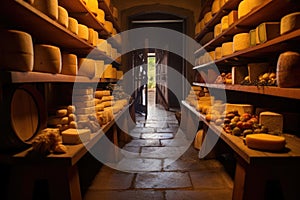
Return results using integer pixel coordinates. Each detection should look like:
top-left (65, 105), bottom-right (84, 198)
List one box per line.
top-left (195, 0), bottom-right (300, 53)
top-left (193, 82), bottom-right (300, 100)
top-left (98, 0), bottom-right (121, 32)
top-left (182, 100), bottom-right (300, 164)
top-left (58, 0), bottom-right (110, 37)
top-left (0, 71), bottom-right (119, 83)
top-left (194, 29), bottom-right (300, 69)
top-left (195, 0), bottom-right (242, 42)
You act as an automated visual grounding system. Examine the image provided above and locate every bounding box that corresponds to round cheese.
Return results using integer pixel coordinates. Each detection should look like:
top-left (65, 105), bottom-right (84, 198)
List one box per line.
top-left (195, 22), bottom-right (201, 35)
top-left (221, 15), bottom-right (229, 32)
top-left (78, 58), bottom-right (96, 78)
top-left (58, 6), bottom-right (68, 28)
top-left (228, 10), bottom-right (238, 27)
top-left (214, 23), bottom-right (222, 38)
top-left (104, 21), bottom-right (113, 34)
top-left (103, 64), bottom-right (116, 78)
top-left (211, 0), bottom-right (220, 15)
top-left (95, 60), bottom-right (105, 78)
top-left (233, 33), bottom-right (250, 52)
top-left (31, 0), bottom-right (58, 20)
top-left (68, 17), bottom-right (78, 35)
top-left (86, 0), bottom-right (98, 15)
top-left (0, 30), bottom-right (34, 71)
top-left (276, 51), bottom-right (300, 88)
top-left (96, 9), bottom-right (105, 25)
top-left (204, 12), bottom-right (212, 25)
top-left (221, 42), bottom-right (233, 57)
top-left (214, 47), bottom-right (222, 60)
top-left (33, 44), bottom-right (62, 73)
top-left (97, 39), bottom-right (108, 52)
top-left (62, 53), bottom-right (78, 75)
top-left (280, 12), bottom-right (300, 35)
top-left (78, 24), bottom-right (89, 41)
top-left (245, 134), bottom-right (286, 151)
top-left (116, 70), bottom-right (123, 80)
top-left (88, 28), bottom-right (96, 46)
top-left (238, 0), bottom-right (251, 19)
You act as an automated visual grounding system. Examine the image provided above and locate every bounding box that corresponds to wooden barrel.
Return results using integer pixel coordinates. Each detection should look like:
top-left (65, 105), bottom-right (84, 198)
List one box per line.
top-left (0, 84), bottom-right (47, 151)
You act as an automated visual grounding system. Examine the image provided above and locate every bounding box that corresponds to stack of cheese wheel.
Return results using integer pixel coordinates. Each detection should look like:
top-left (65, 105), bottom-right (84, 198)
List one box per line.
top-left (78, 58), bottom-right (96, 78)
top-left (61, 53), bottom-right (78, 75)
top-left (72, 87), bottom-right (96, 129)
top-left (0, 29), bottom-right (34, 71)
top-left (33, 44), bottom-right (62, 73)
top-left (94, 90), bottom-right (112, 125)
top-left (103, 64), bottom-right (117, 79)
top-left (30, 0), bottom-right (58, 20)
top-left (47, 105), bottom-right (77, 132)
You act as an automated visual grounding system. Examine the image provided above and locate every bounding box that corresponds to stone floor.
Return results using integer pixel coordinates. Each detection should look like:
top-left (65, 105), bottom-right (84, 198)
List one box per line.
top-left (83, 91), bottom-right (234, 200)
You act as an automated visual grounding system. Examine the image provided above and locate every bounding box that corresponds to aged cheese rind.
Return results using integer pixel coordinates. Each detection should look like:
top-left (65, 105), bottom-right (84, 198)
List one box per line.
top-left (58, 6), bottom-right (68, 28)
top-left (259, 111), bottom-right (283, 133)
top-left (62, 53), bottom-right (78, 75)
top-left (280, 12), bottom-right (300, 35)
top-left (221, 42), bottom-right (233, 57)
top-left (68, 17), bottom-right (78, 35)
top-left (31, 0), bottom-right (58, 20)
top-left (233, 33), bottom-right (250, 52)
top-left (78, 24), bottom-right (89, 41)
top-left (245, 133), bottom-right (286, 151)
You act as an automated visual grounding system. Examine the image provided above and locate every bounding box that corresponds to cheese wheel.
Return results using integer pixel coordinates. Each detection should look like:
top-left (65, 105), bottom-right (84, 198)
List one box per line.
top-left (280, 12), bottom-right (300, 35)
top-left (103, 64), bottom-right (116, 78)
top-left (104, 21), bottom-right (113, 34)
top-left (0, 30), bottom-right (33, 71)
top-left (257, 22), bottom-right (280, 44)
top-left (62, 128), bottom-right (91, 144)
top-left (221, 15), bottom-right (229, 32)
top-left (58, 6), bottom-right (68, 28)
top-left (68, 17), bottom-right (78, 35)
top-left (97, 39), bottom-right (107, 52)
top-left (238, 0), bottom-right (251, 19)
top-left (69, 121), bottom-right (78, 129)
top-left (233, 33), bottom-right (250, 52)
top-left (95, 90), bottom-right (110, 98)
top-left (86, 0), bottom-right (98, 14)
top-left (228, 10), bottom-right (238, 27)
top-left (78, 58), bottom-right (96, 78)
top-left (88, 28), bottom-right (97, 46)
top-left (249, 29), bottom-right (256, 47)
top-left (96, 9), bottom-right (105, 25)
top-left (33, 44), bottom-right (61, 73)
top-left (67, 105), bottom-right (76, 114)
top-left (102, 96), bottom-right (114, 101)
top-left (214, 47), bottom-right (222, 60)
top-left (245, 134), bottom-right (286, 151)
top-left (78, 24), bottom-right (89, 41)
top-left (221, 42), bottom-right (233, 57)
top-left (259, 111), bottom-right (283, 134)
top-left (214, 23), bottom-right (222, 38)
top-left (95, 60), bottom-right (105, 78)
top-left (211, 0), bottom-right (220, 15)
top-left (68, 113), bottom-right (77, 122)
top-left (95, 104), bottom-right (104, 112)
top-left (208, 51), bottom-right (215, 61)
top-left (195, 22), bottom-right (201, 35)
top-left (116, 70), bottom-right (123, 80)
top-left (225, 103), bottom-right (253, 115)
top-left (62, 53), bottom-right (78, 75)
top-left (31, 0), bottom-right (58, 20)
top-left (276, 51), bottom-right (300, 88)
top-left (204, 12), bottom-right (212, 25)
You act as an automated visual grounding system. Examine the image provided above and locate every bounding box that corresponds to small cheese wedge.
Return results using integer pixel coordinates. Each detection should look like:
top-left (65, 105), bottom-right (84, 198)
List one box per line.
top-left (245, 133), bottom-right (286, 151)
top-left (68, 17), bottom-right (78, 35)
top-left (31, 0), bottom-right (58, 20)
top-left (62, 128), bottom-right (91, 144)
top-left (221, 42), bottom-right (233, 57)
top-left (58, 6), bottom-right (68, 28)
top-left (78, 24), bottom-right (89, 41)
top-left (33, 44), bottom-right (62, 73)
top-left (233, 33), bottom-right (250, 52)
top-left (257, 22), bottom-right (280, 44)
top-left (62, 53), bottom-right (78, 75)
top-left (280, 12), bottom-right (300, 35)
top-left (259, 111), bottom-right (283, 134)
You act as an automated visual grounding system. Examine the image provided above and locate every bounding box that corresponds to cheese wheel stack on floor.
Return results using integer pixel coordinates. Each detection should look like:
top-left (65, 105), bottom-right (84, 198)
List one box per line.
top-left (0, 30), bottom-right (34, 71)
top-left (47, 105), bottom-right (77, 132)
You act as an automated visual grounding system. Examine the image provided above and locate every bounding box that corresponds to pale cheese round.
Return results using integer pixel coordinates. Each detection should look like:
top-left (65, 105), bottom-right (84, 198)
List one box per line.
top-left (97, 39), bottom-right (108, 52)
top-left (78, 58), bottom-right (96, 78)
top-left (62, 53), bottom-right (78, 75)
top-left (31, 0), bottom-right (58, 20)
top-left (221, 42), bottom-right (233, 57)
top-left (95, 60), bottom-right (105, 78)
top-left (0, 30), bottom-right (34, 71)
top-left (33, 44), bottom-right (62, 73)
top-left (280, 12), bottom-right (300, 35)
top-left (58, 6), bottom-right (69, 28)
top-left (78, 24), bottom-right (89, 41)
top-left (245, 133), bottom-right (286, 151)
top-left (68, 17), bottom-right (79, 35)
top-left (233, 33), bottom-right (250, 52)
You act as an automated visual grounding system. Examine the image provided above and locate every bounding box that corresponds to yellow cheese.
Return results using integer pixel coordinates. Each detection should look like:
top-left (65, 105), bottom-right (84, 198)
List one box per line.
top-left (112, 6), bottom-right (119, 19)
top-left (233, 33), bottom-right (250, 52)
top-left (95, 60), bottom-right (105, 78)
top-left (67, 105), bottom-right (76, 114)
top-left (200, 19), bottom-right (205, 33)
top-left (257, 22), bottom-right (280, 44)
top-left (104, 21), bottom-right (113, 34)
top-left (97, 39), bottom-right (107, 52)
top-left (238, 0), bottom-right (251, 19)
top-left (68, 17), bottom-right (78, 35)
top-left (225, 103), bottom-right (253, 114)
top-left (249, 29), bottom-right (256, 47)
top-left (194, 130), bottom-right (203, 150)
top-left (78, 24), bottom-right (89, 41)
top-left (62, 128), bottom-right (91, 144)
top-left (106, 43), bottom-right (112, 57)
top-left (195, 22), bottom-right (201, 35)
top-left (245, 134), bottom-right (286, 151)
top-left (219, 0), bottom-right (226, 8)
top-left (95, 104), bottom-right (104, 112)
top-left (102, 96), bottom-right (114, 102)
top-left (95, 90), bottom-right (111, 98)
top-left (228, 10), bottom-right (238, 27)
top-left (61, 53), bottom-right (78, 75)
top-left (221, 42), bottom-right (233, 57)
top-left (116, 70), bottom-right (123, 80)
top-left (221, 15), bottom-right (229, 32)
top-left (33, 44), bottom-right (61, 73)
top-left (276, 51), bottom-right (300, 88)
top-left (112, 28), bottom-right (117, 36)
top-left (214, 47), bottom-right (222, 60)
top-left (103, 64), bottom-right (116, 78)
top-left (259, 111), bottom-right (283, 134)
top-left (0, 30), bottom-right (34, 71)
top-left (208, 51), bottom-right (215, 61)
top-left (214, 23), bottom-right (222, 38)
top-left (93, 30), bottom-right (99, 46)
top-left (211, 0), bottom-right (220, 15)
top-left (280, 12), bottom-right (300, 35)
top-left (58, 6), bottom-right (68, 28)
top-left (204, 12), bottom-right (212, 25)
top-left (72, 88), bottom-right (93, 96)
top-left (69, 121), bottom-right (78, 129)
top-left (88, 28), bottom-right (98, 46)
top-left (96, 9), bottom-right (105, 25)
top-left (86, 0), bottom-right (98, 15)
top-left (31, 0), bottom-right (58, 20)
top-left (78, 58), bottom-right (96, 78)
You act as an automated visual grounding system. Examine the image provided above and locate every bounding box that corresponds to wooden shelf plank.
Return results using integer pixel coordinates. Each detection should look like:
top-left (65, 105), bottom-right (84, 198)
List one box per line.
top-left (58, 0), bottom-right (110, 37)
top-left (193, 82), bottom-right (300, 100)
top-left (98, 0), bottom-right (121, 32)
